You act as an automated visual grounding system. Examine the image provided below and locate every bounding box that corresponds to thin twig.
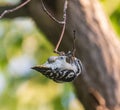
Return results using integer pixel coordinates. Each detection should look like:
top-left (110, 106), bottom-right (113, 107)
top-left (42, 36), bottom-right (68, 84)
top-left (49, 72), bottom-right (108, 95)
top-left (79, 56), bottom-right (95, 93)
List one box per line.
top-left (41, 0), bottom-right (64, 25)
top-left (72, 30), bottom-right (76, 57)
top-left (41, 0), bottom-right (68, 54)
top-left (0, 0), bottom-right (31, 19)
top-left (54, 0), bottom-right (68, 54)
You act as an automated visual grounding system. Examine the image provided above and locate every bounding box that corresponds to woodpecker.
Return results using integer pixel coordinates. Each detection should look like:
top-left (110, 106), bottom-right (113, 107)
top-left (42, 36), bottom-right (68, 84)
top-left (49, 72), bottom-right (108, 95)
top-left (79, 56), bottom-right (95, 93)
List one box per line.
top-left (32, 52), bottom-right (82, 83)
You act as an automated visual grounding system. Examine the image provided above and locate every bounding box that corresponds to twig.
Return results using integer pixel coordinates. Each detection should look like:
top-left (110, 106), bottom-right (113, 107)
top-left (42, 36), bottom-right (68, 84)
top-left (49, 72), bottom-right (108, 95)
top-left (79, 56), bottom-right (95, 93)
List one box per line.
top-left (41, 0), bottom-right (64, 24)
top-left (72, 30), bottom-right (76, 57)
top-left (54, 0), bottom-right (68, 54)
top-left (0, 0), bottom-right (31, 19)
top-left (89, 88), bottom-right (106, 106)
top-left (89, 88), bottom-right (109, 110)
top-left (41, 0), bottom-right (68, 54)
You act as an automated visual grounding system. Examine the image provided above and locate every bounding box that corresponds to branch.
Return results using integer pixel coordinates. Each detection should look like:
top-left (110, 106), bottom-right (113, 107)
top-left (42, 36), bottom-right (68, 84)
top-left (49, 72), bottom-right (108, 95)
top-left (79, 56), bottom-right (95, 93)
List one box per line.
top-left (41, 0), bottom-right (64, 24)
top-left (89, 88), bottom-right (109, 110)
top-left (0, 6), bottom-right (28, 18)
top-left (0, 0), bottom-right (31, 19)
top-left (41, 0), bottom-right (68, 54)
top-left (54, 0), bottom-right (68, 54)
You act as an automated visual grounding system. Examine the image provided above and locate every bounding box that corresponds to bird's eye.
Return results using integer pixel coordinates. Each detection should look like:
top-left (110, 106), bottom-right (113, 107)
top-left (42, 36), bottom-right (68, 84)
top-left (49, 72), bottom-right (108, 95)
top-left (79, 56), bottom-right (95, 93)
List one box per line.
top-left (59, 56), bottom-right (64, 60)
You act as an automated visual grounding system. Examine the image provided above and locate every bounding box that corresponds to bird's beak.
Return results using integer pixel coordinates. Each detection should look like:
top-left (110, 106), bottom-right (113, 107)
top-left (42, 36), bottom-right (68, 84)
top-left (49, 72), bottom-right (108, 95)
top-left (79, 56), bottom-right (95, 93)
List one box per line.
top-left (31, 66), bottom-right (39, 71)
top-left (31, 66), bottom-right (42, 72)
top-left (31, 65), bottom-right (51, 73)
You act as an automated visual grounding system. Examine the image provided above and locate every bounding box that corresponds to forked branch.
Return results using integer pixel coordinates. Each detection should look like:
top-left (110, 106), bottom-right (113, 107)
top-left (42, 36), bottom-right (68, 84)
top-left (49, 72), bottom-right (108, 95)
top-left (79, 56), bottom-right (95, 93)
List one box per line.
top-left (41, 0), bottom-right (64, 25)
top-left (0, 0), bottom-right (68, 55)
top-left (0, 0), bottom-right (31, 19)
top-left (41, 0), bottom-right (68, 54)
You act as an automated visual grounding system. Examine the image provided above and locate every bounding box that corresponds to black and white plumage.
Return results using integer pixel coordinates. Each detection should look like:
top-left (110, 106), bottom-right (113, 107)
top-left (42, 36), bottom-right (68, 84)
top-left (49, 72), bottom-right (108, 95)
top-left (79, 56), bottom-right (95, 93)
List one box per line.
top-left (32, 54), bottom-right (82, 83)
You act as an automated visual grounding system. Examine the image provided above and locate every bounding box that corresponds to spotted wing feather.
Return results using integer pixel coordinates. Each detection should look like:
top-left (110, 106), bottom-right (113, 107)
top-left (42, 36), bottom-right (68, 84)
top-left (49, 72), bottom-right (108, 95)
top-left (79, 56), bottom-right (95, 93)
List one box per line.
top-left (53, 68), bottom-right (76, 82)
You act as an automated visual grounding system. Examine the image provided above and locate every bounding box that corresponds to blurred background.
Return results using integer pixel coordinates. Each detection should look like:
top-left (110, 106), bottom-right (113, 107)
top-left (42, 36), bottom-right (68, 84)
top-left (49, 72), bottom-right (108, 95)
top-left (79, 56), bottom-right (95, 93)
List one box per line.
top-left (0, 0), bottom-right (120, 110)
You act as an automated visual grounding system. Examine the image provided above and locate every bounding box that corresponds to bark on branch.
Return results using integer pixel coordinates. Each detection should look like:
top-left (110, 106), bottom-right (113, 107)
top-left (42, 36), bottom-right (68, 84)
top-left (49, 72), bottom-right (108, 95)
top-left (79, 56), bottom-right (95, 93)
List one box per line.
top-left (0, 1), bottom-right (29, 18)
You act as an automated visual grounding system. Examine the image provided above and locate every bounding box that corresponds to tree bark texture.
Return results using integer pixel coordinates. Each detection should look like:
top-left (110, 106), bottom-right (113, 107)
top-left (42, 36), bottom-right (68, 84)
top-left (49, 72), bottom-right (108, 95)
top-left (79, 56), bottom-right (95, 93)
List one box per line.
top-left (1, 0), bottom-right (120, 110)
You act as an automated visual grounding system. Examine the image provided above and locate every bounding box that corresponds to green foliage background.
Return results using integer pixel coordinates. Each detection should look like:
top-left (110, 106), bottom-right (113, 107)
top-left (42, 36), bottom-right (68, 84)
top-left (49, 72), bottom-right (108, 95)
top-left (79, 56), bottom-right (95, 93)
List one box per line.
top-left (0, 0), bottom-right (120, 110)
